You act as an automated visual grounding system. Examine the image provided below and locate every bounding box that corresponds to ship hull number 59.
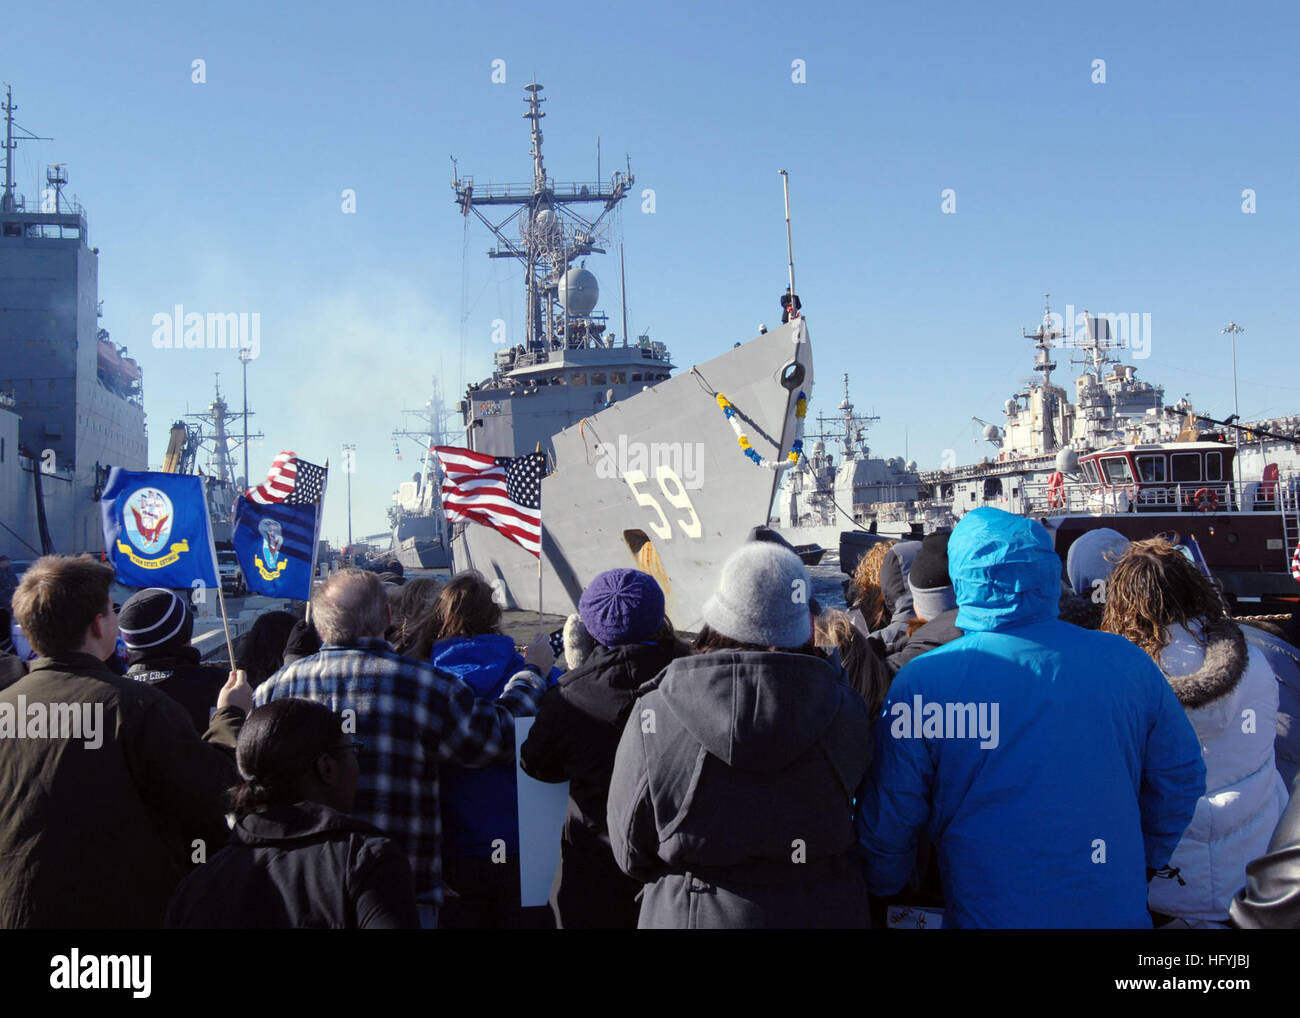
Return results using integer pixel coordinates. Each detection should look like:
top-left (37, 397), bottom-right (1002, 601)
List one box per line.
top-left (623, 467), bottom-right (702, 539)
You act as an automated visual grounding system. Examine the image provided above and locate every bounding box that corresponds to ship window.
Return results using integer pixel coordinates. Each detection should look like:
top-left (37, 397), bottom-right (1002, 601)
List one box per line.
top-left (571, 373), bottom-right (587, 386)
top-left (1100, 457), bottom-right (1134, 485)
top-left (1206, 453), bottom-right (1223, 481)
top-left (631, 373), bottom-right (643, 382)
top-left (983, 477), bottom-right (1003, 500)
top-left (590, 372), bottom-right (607, 385)
top-left (1081, 460), bottom-right (1100, 485)
top-left (1136, 455), bottom-right (1166, 482)
top-left (1171, 453), bottom-right (1201, 483)
top-left (611, 371), bottom-right (626, 384)
top-left (656, 373), bottom-right (668, 381)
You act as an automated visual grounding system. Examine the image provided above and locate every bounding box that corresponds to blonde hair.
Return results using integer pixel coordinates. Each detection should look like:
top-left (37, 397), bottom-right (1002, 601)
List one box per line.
top-left (849, 540), bottom-right (897, 630)
top-left (816, 609), bottom-right (890, 718)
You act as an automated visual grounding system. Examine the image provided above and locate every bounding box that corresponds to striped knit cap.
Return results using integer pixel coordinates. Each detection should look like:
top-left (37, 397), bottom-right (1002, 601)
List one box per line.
top-left (118, 588), bottom-right (194, 656)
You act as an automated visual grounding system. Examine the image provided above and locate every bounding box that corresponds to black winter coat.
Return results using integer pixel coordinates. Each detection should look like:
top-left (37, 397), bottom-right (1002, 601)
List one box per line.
top-left (126, 648), bottom-right (227, 734)
top-left (0, 653), bottom-right (242, 928)
top-left (166, 801), bottom-right (419, 929)
top-left (885, 609), bottom-right (963, 675)
top-left (519, 639), bottom-right (688, 928)
top-left (607, 650), bottom-right (873, 929)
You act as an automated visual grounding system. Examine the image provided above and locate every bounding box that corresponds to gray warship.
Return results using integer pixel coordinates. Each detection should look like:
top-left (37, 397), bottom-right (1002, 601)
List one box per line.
top-left (775, 373), bottom-right (923, 550)
top-left (387, 385), bottom-right (453, 570)
top-left (904, 297), bottom-right (1185, 527)
top-left (159, 373), bottom-right (261, 545)
top-left (0, 88), bottom-right (148, 560)
top-left (448, 84), bottom-right (813, 628)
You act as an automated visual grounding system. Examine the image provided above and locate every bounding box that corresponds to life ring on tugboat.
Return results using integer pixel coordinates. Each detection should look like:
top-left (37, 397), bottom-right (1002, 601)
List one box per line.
top-left (1192, 487), bottom-right (1219, 513)
top-left (1047, 471), bottom-right (1066, 508)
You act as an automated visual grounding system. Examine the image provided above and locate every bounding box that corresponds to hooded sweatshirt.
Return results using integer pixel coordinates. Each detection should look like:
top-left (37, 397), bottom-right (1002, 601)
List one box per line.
top-left (858, 507), bottom-right (1206, 929)
top-left (607, 649), bottom-right (872, 929)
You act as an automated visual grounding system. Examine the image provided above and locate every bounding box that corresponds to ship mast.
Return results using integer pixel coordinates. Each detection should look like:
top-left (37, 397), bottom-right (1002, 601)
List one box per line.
top-left (186, 374), bottom-right (263, 491)
top-left (1, 86), bottom-right (53, 213)
top-left (805, 373), bottom-right (879, 461)
top-left (451, 82), bottom-right (635, 356)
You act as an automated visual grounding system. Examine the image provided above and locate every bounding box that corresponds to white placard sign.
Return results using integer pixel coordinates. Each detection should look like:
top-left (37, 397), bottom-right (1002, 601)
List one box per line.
top-left (514, 716), bottom-right (570, 907)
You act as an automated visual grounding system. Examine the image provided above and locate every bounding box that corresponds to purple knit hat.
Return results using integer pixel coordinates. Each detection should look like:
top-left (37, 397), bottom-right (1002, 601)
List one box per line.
top-left (578, 568), bottom-right (665, 648)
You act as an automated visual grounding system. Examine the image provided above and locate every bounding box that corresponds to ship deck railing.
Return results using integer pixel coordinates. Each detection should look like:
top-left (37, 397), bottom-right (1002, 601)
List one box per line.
top-left (1020, 477), bottom-right (1300, 517)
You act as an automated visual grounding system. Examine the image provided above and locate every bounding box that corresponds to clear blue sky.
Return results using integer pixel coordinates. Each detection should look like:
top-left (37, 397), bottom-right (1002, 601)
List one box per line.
top-left (7, 0), bottom-right (1298, 543)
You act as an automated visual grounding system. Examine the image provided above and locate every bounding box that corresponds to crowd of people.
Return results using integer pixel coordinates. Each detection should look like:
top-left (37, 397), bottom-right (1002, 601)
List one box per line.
top-left (3, 505), bottom-right (1300, 928)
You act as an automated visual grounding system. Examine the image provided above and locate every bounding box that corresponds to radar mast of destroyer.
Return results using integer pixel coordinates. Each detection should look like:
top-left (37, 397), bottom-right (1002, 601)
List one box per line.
top-left (452, 82), bottom-right (636, 358)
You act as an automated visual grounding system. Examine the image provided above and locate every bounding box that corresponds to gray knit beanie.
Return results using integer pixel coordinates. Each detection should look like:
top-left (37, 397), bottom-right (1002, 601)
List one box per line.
top-left (701, 542), bottom-right (813, 648)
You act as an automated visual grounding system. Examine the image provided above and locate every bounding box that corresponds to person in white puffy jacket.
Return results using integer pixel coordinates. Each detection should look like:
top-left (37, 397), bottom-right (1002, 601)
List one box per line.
top-left (1103, 537), bottom-right (1290, 927)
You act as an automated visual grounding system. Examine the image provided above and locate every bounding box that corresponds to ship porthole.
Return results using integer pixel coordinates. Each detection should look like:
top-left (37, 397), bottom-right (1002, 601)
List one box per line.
top-left (623, 529), bottom-right (670, 596)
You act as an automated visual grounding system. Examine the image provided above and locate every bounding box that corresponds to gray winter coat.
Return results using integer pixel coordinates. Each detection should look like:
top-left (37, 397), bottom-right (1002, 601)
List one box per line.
top-left (606, 650), bottom-right (873, 929)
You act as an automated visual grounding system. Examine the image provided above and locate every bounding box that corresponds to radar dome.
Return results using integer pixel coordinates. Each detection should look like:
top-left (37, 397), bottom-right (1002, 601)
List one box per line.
top-left (812, 439), bottom-right (826, 456)
top-left (559, 267), bottom-right (599, 317)
top-left (1055, 448), bottom-right (1079, 473)
top-left (982, 423), bottom-right (1002, 442)
top-left (906, 460), bottom-right (918, 473)
top-left (1004, 399), bottom-right (1017, 416)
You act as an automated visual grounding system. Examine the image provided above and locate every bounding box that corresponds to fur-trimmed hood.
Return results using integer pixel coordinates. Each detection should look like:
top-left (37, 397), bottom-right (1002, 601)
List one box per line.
top-left (1157, 619), bottom-right (1246, 709)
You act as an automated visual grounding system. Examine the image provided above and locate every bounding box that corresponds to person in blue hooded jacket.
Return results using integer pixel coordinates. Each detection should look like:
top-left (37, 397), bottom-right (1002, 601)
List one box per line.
top-left (408, 571), bottom-right (556, 928)
top-left (857, 507), bottom-right (1206, 928)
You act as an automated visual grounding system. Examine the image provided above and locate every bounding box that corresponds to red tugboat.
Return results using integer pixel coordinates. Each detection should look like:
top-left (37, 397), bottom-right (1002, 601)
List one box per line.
top-left (1037, 428), bottom-right (1300, 612)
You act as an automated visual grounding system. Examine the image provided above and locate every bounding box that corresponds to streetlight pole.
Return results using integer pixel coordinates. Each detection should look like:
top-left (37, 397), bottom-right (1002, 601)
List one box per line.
top-left (1221, 322), bottom-right (1245, 498)
top-left (238, 345), bottom-right (252, 488)
top-left (342, 443), bottom-right (356, 549)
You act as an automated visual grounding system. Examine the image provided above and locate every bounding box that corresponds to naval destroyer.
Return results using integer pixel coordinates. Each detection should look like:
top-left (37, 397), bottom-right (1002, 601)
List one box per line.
top-left (775, 373), bottom-right (923, 551)
top-left (0, 88), bottom-right (148, 560)
top-left (387, 384), bottom-right (453, 569)
top-left (448, 84), bottom-right (813, 628)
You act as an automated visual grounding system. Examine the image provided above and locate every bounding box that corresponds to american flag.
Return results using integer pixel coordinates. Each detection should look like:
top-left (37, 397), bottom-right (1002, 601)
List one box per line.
top-left (247, 451), bottom-right (328, 505)
top-left (433, 445), bottom-right (545, 558)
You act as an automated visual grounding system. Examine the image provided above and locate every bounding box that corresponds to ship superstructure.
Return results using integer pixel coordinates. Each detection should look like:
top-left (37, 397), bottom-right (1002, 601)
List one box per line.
top-left (776, 374), bottom-right (922, 547)
top-left (453, 83), bottom-right (672, 459)
top-left (0, 87), bottom-right (147, 557)
top-left (448, 84), bottom-right (813, 627)
top-left (159, 375), bottom-right (262, 543)
top-left (388, 382), bottom-right (454, 569)
top-left (912, 297), bottom-right (1180, 525)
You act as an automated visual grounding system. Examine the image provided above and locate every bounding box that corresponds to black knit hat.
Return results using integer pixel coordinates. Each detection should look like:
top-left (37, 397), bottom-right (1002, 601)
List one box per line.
top-left (909, 531), bottom-right (952, 590)
top-left (118, 588), bottom-right (194, 658)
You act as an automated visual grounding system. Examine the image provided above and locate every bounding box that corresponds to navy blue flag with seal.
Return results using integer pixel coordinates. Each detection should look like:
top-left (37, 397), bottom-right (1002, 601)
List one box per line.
top-left (232, 452), bottom-right (328, 599)
top-left (100, 468), bottom-right (219, 589)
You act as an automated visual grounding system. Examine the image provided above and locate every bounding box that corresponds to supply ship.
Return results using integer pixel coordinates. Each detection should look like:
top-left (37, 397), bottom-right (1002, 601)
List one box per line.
top-left (0, 88), bottom-right (148, 560)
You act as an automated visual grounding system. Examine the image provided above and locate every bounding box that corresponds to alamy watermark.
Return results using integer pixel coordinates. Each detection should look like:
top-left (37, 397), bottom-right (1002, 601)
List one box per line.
top-left (0, 697), bottom-right (103, 749)
top-left (889, 694), bottom-right (1000, 749)
top-left (1052, 303), bottom-right (1152, 360)
top-left (596, 436), bottom-right (705, 490)
top-left (151, 305), bottom-right (261, 359)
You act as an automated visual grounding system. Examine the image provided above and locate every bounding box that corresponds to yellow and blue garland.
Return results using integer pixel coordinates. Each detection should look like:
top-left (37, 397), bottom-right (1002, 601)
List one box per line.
top-left (716, 390), bottom-right (807, 471)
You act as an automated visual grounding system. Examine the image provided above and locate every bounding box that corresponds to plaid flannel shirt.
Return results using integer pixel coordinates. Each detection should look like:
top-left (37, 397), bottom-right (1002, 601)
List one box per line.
top-left (253, 637), bottom-right (546, 905)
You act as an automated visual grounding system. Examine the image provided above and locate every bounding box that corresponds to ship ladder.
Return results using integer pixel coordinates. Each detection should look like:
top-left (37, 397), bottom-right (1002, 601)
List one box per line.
top-left (1283, 480), bottom-right (1300, 574)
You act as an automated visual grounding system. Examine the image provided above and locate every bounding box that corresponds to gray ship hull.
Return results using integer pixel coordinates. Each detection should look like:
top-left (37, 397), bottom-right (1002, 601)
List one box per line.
top-left (453, 321), bottom-right (815, 630)
top-left (394, 534), bottom-right (452, 570)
